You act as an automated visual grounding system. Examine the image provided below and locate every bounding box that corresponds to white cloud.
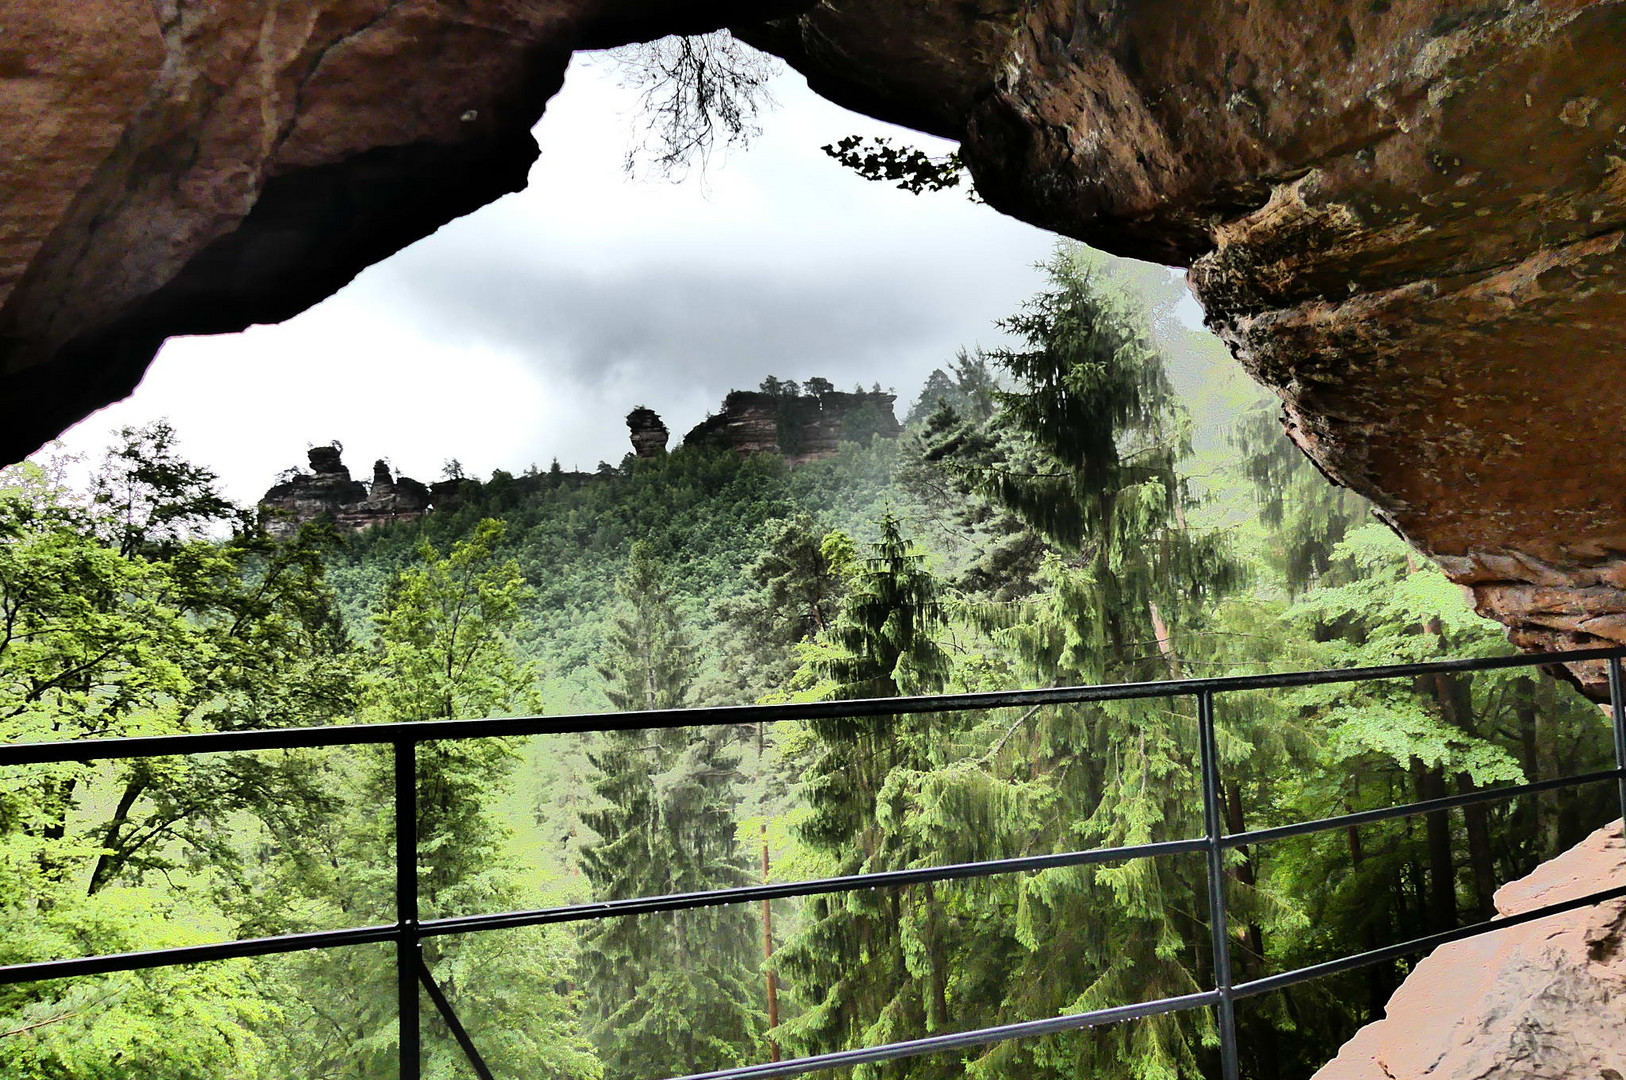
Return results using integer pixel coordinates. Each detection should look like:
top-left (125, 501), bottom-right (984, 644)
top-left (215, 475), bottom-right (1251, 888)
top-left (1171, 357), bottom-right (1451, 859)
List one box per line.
top-left (55, 50), bottom-right (1059, 503)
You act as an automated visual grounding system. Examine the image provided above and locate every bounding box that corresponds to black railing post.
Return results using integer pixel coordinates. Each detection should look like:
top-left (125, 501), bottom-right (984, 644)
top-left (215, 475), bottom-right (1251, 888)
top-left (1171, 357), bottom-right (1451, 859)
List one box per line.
top-left (395, 739), bottom-right (420, 1080)
top-left (1609, 658), bottom-right (1626, 829)
top-left (1198, 690), bottom-right (1240, 1080)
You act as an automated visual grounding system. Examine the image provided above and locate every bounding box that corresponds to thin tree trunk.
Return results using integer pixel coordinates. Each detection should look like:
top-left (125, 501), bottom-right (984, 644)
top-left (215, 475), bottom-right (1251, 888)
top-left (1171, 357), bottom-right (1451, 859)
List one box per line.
top-left (89, 778), bottom-right (145, 894)
top-left (1346, 822), bottom-right (1392, 1017)
top-left (1515, 677), bottom-right (1546, 868)
top-left (1148, 600), bottom-right (1179, 678)
top-left (1227, 781), bottom-right (1279, 1080)
top-left (1437, 672), bottom-right (1496, 917)
top-left (1224, 781), bottom-right (1265, 970)
top-left (761, 820), bottom-right (780, 1061)
top-left (1457, 772), bottom-right (1497, 921)
top-left (1413, 761), bottom-right (1456, 931)
top-left (923, 882), bottom-right (951, 1032)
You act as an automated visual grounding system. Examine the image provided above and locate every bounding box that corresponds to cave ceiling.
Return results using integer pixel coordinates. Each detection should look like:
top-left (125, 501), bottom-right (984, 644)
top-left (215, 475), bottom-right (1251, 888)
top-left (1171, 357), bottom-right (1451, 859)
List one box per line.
top-left (6, 1), bottom-right (1626, 687)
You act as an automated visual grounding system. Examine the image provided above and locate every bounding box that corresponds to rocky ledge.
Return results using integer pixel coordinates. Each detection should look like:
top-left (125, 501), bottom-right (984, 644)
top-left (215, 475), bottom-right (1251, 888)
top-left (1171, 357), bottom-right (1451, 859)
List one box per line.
top-left (1312, 818), bottom-right (1626, 1080)
top-left (679, 386), bottom-right (901, 464)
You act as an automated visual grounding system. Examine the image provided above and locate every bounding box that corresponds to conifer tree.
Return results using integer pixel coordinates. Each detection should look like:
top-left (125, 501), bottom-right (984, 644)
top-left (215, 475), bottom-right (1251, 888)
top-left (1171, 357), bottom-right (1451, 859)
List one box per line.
top-left (785, 248), bottom-right (1249, 1080)
top-left (713, 514), bottom-right (850, 697)
top-left (579, 541), bottom-right (763, 1078)
top-left (969, 248), bottom-right (1245, 1079)
top-left (776, 514), bottom-right (961, 1076)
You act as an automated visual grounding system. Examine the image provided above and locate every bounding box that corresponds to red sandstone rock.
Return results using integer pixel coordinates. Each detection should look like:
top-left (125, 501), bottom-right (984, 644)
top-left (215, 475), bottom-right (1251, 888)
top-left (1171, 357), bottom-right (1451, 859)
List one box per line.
top-left (626, 407), bottom-right (670, 459)
top-left (1311, 819), bottom-right (1626, 1080)
top-left (11, 2), bottom-right (1626, 683)
top-left (260, 445), bottom-right (429, 534)
top-left (682, 388), bottom-right (901, 463)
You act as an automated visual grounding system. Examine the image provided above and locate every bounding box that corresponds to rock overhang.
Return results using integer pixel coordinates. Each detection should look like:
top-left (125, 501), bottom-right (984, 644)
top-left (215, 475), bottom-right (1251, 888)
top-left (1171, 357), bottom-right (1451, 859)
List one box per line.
top-left (8, 0), bottom-right (1626, 687)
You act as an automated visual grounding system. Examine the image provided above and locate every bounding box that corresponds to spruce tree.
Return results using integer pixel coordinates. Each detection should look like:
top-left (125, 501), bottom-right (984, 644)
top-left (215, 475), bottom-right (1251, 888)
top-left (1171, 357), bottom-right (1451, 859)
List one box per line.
top-left (776, 514), bottom-right (960, 1076)
top-left (968, 248), bottom-right (1245, 1079)
top-left (579, 541), bottom-right (763, 1078)
top-left (783, 248), bottom-right (1248, 1080)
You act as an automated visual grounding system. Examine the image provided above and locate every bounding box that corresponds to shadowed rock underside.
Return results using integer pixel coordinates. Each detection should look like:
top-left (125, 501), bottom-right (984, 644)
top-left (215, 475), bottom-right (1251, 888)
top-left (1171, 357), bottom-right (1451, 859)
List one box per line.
top-left (8, 1), bottom-right (1626, 688)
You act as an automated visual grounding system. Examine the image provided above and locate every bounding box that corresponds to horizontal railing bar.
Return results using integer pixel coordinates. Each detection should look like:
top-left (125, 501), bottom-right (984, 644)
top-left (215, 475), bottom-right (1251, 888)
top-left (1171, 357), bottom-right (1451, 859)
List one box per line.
top-left (1234, 880), bottom-right (1626, 999)
top-left (3, 646), bottom-right (1622, 767)
top-left (419, 838), bottom-right (1209, 938)
top-left (1226, 768), bottom-right (1626, 850)
top-left (0, 923), bottom-right (398, 987)
top-left (659, 990), bottom-right (1222, 1080)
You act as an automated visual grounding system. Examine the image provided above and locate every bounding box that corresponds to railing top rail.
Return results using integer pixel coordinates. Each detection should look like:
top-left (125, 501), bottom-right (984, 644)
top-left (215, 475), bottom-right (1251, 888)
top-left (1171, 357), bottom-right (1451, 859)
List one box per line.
top-left (2, 645), bottom-right (1620, 767)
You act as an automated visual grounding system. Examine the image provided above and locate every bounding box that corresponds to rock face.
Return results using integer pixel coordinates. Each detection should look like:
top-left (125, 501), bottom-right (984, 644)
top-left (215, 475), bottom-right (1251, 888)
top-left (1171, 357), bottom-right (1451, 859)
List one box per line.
top-left (260, 446), bottom-right (429, 534)
top-left (680, 389), bottom-right (902, 464)
top-left (10, 1), bottom-right (1626, 686)
top-left (1312, 818), bottom-right (1626, 1080)
top-left (744, 1), bottom-right (1626, 696)
top-left (626, 407), bottom-right (669, 458)
top-left (0, 0), bottom-right (806, 464)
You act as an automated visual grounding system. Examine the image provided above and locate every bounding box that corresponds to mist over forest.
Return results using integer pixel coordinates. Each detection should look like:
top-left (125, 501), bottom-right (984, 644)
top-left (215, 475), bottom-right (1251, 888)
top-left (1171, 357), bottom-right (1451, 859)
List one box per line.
top-left (2, 244), bottom-right (1619, 1080)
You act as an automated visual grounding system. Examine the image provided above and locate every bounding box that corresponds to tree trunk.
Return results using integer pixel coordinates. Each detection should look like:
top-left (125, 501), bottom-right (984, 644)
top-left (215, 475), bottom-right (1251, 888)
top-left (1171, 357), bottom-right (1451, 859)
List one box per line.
top-left (1430, 671), bottom-right (1497, 920)
top-left (1224, 780), bottom-right (1265, 971)
top-left (89, 778), bottom-right (145, 894)
top-left (761, 821), bottom-right (780, 1061)
top-left (1346, 822), bottom-right (1393, 1017)
top-left (1457, 771), bottom-right (1497, 921)
top-left (1413, 761), bottom-right (1457, 931)
top-left (1515, 676), bottom-right (1547, 869)
top-left (922, 882), bottom-right (951, 1032)
top-left (1147, 600), bottom-right (1179, 678)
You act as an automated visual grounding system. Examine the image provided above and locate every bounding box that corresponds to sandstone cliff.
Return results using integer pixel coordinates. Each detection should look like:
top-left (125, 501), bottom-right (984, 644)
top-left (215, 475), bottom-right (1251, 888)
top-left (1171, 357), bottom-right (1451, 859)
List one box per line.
top-left (679, 387), bottom-right (901, 464)
top-left (260, 445), bottom-right (430, 535)
top-left (1312, 818), bottom-right (1626, 1080)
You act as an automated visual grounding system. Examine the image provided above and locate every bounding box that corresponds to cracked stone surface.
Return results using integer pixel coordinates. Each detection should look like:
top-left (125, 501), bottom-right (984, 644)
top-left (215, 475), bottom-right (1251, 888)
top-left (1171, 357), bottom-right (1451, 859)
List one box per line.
top-left (9, 2), bottom-right (1626, 688)
top-left (1311, 819), bottom-right (1626, 1080)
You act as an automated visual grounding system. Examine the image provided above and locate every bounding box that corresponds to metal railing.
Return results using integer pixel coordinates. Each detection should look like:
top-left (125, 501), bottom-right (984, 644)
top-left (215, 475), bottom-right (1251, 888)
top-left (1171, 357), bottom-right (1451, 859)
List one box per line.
top-left (4, 645), bottom-right (1626, 1080)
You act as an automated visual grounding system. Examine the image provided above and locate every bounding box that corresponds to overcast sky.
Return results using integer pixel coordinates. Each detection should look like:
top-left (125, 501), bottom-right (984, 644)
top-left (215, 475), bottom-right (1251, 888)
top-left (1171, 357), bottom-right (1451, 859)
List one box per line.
top-left (52, 51), bottom-right (1097, 502)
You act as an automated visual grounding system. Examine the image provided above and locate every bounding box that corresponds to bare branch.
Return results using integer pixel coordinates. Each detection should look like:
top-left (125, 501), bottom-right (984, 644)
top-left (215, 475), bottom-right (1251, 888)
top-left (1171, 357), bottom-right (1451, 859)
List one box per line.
top-left (611, 31), bottom-right (780, 179)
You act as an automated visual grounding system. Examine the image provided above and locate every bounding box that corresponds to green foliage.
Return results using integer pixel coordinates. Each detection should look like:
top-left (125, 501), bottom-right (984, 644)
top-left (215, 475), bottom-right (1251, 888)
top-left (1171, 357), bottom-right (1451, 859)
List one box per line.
top-left (5, 246), bottom-right (1623, 1080)
top-left (0, 429), bottom-right (358, 1077)
top-left (597, 539), bottom-right (694, 713)
top-left (579, 544), bottom-right (763, 1078)
top-left (368, 518), bottom-right (537, 724)
top-left (776, 515), bottom-right (960, 1076)
top-left (1231, 401), bottom-right (1369, 593)
top-left (259, 520), bottom-right (594, 1080)
top-left (712, 514), bottom-right (851, 698)
top-left (330, 440), bottom-right (907, 712)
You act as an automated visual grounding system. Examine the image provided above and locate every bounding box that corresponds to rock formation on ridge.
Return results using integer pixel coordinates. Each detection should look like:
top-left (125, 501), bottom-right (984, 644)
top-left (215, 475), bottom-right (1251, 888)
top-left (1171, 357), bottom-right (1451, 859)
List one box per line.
top-left (680, 386), bottom-right (902, 463)
top-left (626, 407), bottom-right (670, 458)
top-left (8, 2), bottom-right (1626, 689)
top-left (260, 446), bottom-right (430, 534)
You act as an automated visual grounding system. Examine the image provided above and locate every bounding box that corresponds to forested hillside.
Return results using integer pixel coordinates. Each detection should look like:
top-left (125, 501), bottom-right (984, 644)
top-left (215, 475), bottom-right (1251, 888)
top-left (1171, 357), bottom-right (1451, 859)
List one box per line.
top-left (2, 244), bottom-right (1619, 1080)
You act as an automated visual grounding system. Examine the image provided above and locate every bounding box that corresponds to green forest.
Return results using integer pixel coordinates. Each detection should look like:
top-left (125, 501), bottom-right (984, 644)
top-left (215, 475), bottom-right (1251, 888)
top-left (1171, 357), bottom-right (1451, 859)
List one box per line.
top-left (1, 244), bottom-right (1619, 1080)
